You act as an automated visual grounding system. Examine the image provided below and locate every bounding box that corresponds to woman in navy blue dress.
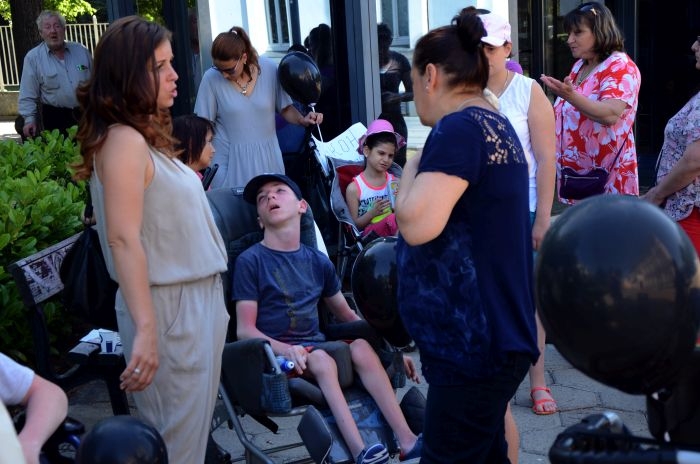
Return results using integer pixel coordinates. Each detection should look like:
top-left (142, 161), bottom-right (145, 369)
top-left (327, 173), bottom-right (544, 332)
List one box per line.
top-left (394, 11), bottom-right (539, 464)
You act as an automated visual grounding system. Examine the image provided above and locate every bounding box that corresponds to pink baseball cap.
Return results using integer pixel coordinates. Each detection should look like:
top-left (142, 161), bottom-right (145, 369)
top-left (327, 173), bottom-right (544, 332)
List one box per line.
top-left (480, 13), bottom-right (512, 47)
top-left (357, 119), bottom-right (407, 154)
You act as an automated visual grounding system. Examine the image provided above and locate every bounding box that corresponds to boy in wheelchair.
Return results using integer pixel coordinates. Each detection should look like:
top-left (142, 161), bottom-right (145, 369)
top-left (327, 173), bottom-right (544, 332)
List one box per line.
top-left (233, 174), bottom-right (423, 464)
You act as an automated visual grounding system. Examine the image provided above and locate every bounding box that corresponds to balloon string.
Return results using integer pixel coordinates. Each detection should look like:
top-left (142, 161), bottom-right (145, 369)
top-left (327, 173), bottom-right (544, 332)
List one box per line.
top-left (309, 105), bottom-right (324, 142)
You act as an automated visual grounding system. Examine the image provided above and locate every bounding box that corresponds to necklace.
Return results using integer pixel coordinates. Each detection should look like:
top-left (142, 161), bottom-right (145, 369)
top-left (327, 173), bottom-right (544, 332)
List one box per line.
top-left (455, 95), bottom-right (484, 112)
top-left (492, 70), bottom-right (511, 97)
top-left (236, 77), bottom-right (249, 95)
top-left (575, 63), bottom-right (594, 85)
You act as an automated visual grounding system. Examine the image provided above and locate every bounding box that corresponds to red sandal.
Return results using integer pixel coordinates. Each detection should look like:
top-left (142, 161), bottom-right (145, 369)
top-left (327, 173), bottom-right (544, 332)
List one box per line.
top-left (530, 386), bottom-right (558, 415)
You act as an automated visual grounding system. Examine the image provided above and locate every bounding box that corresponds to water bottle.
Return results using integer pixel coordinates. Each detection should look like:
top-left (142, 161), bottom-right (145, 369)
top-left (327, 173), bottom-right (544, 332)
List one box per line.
top-left (276, 356), bottom-right (295, 373)
top-left (388, 179), bottom-right (399, 209)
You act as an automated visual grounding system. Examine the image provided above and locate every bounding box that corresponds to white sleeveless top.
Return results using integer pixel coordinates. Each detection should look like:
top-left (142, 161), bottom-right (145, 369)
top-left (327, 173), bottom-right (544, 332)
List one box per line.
top-left (352, 172), bottom-right (398, 217)
top-left (499, 72), bottom-right (537, 212)
top-left (91, 146), bottom-right (227, 285)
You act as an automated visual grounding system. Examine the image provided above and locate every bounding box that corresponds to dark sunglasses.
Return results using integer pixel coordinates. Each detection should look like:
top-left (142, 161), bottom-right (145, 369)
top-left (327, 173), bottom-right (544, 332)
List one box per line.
top-left (212, 56), bottom-right (241, 76)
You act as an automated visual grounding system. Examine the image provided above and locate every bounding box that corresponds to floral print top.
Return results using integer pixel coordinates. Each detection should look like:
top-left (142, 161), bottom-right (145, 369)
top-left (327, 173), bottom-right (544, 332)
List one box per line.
top-left (656, 91), bottom-right (700, 221)
top-left (554, 52), bottom-right (641, 203)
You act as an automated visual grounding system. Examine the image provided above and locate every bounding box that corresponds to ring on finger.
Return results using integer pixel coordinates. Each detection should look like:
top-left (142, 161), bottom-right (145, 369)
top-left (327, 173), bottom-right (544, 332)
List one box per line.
top-left (133, 368), bottom-right (141, 375)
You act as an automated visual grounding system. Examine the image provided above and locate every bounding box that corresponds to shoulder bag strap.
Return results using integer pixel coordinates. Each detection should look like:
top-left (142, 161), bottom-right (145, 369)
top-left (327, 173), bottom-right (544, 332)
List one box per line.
top-left (606, 131), bottom-right (630, 172)
top-left (559, 110), bottom-right (630, 172)
top-left (83, 183), bottom-right (94, 225)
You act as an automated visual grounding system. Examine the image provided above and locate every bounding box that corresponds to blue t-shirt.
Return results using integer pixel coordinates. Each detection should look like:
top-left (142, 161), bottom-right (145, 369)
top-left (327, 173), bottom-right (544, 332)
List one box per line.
top-left (232, 243), bottom-right (340, 344)
top-left (396, 107), bottom-right (538, 386)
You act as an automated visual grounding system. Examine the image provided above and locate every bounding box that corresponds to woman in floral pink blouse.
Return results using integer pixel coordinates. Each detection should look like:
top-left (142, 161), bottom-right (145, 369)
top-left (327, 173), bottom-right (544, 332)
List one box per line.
top-left (540, 2), bottom-right (641, 204)
top-left (642, 37), bottom-right (700, 253)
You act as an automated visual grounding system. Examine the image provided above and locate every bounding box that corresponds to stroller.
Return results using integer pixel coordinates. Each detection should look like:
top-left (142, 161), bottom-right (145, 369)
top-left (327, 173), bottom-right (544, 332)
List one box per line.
top-left (281, 120), bottom-right (403, 286)
top-left (328, 156), bottom-right (403, 288)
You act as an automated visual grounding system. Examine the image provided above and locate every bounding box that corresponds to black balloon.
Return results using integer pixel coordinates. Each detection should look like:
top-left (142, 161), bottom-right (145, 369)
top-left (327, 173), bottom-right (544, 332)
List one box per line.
top-left (351, 237), bottom-right (412, 347)
top-left (76, 415), bottom-right (168, 463)
top-left (278, 51), bottom-right (322, 106)
top-left (536, 195), bottom-right (700, 395)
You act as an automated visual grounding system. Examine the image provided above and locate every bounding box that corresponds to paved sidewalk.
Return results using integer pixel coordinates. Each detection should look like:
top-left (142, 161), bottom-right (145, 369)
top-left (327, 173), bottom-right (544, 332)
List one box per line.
top-left (66, 345), bottom-right (649, 464)
top-left (404, 116), bottom-right (430, 150)
top-left (0, 118), bottom-right (20, 142)
top-left (1, 117), bottom-right (649, 462)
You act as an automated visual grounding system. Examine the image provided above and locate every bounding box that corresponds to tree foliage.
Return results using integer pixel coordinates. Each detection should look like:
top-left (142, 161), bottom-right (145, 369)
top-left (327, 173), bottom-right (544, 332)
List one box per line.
top-left (1, 0), bottom-right (97, 23)
top-left (0, 1), bottom-right (8, 24)
top-left (0, 129), bottom-right (86, 363)
top-left (135, 0), bottom-right (162, 23)
top-left (45, 0), bottom-right (97, 21)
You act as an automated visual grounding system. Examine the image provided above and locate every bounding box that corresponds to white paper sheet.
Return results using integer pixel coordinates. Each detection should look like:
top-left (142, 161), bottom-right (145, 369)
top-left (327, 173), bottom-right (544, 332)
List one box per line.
top-left (312, 122), bottom-right (367, 176)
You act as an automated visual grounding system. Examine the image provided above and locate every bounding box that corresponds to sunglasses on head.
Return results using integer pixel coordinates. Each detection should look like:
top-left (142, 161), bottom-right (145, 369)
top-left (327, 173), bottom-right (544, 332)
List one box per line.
top-left (578, 3), bottom-right (598, 16)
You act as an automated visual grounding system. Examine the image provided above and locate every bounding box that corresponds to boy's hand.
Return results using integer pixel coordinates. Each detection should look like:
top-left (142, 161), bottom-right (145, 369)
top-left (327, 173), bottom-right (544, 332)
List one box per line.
top-left (403, 355), bottom-right (421, 383)
top-left (286, 345), bottom-right (309, 375)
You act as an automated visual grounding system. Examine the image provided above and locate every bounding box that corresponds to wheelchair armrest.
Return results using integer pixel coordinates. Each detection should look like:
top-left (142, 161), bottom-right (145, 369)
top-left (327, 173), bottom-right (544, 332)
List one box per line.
top-left (221, 338), bottom-right (275, 415)
top-left (222, 338), bottom-right (358, 414)
top-left (311, 341), bottom-right (354, 389)
top-left (286, 340), bottom-right (355, 410)
top-left (325, 320), bottom-right (408, 388)
top-left (324, 320), bottom-right (383, 353)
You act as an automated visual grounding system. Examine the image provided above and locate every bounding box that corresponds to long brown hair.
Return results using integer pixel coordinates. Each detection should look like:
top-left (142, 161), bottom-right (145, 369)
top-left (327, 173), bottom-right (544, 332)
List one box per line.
top-left (73, 16), bottom-right (177, 180)
top-left (210, 26), bottom-right (259, 80)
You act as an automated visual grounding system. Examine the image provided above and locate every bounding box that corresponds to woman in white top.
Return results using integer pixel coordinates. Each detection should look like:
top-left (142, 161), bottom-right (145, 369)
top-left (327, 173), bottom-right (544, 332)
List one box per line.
top-left (476, 9), bottom-right (557, 463)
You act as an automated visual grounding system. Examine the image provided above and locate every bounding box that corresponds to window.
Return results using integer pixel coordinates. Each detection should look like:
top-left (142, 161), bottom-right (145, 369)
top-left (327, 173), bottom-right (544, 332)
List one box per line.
top-left (266, 0), bottom-right (291, 51)
top-left (380, 0), bottom-right (409, 46)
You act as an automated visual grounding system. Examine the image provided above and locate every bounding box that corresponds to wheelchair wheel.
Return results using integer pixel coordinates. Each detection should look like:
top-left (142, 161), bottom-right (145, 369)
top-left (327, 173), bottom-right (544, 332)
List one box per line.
top-left (42, 441), bottom-right (80, 464)
top-left (41, 417), bottom-right (83, 463)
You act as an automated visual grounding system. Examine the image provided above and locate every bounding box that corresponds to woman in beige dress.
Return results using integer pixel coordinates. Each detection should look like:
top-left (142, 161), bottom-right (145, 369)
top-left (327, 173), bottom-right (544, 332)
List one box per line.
top-left (73, 16), bottom-right (229, 464)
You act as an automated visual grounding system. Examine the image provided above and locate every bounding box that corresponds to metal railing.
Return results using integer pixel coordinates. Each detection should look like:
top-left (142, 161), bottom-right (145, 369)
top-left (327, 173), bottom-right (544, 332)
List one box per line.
top-left (0, 16), bottom-right (108, 91)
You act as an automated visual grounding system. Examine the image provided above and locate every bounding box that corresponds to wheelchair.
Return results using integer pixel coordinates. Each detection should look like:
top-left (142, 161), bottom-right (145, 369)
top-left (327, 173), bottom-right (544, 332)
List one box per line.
top-left (12, 411), bottom-right (84, 464)
top-left (206, 187), bottom-right (423, 464)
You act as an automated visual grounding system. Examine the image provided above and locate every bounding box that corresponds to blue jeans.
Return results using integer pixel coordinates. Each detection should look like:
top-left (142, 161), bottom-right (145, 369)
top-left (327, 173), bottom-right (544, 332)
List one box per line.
top-left (420, 353), bottom-right (531, 464)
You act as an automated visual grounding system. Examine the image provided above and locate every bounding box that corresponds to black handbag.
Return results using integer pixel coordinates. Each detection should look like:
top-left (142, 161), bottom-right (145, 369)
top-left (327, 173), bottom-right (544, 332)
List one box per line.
top-left (59, 187), bottom-right (119, 330)
top-left (558, 116), bottom-right (629, 201)
top-left (559, 166), bottom-right (611, 200)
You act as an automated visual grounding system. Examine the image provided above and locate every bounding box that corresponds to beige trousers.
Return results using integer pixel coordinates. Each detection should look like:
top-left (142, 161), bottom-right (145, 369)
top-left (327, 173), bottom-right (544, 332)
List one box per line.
top-left (116, 274), bottom-right (229, 464)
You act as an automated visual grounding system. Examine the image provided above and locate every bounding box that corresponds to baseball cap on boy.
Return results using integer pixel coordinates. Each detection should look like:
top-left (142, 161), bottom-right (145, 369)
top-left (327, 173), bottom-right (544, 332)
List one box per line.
top-left (480, 13), bottom-right (512, 46)
top-left (357, 119), bottom-right (407, 154)
top-left (243, 173), bottom-right (303, 204)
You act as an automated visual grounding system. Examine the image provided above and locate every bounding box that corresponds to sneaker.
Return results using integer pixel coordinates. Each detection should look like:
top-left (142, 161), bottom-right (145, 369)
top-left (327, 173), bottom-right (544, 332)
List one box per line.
top-left (356, 443), bottom-right (389, 464)
top-left (399, 433), bottom-right (423, 461)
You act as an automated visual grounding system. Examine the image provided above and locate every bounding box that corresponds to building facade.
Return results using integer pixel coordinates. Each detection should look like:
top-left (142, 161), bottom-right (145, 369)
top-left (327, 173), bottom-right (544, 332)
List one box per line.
top-left (110, 0), bottom-right (700, 185)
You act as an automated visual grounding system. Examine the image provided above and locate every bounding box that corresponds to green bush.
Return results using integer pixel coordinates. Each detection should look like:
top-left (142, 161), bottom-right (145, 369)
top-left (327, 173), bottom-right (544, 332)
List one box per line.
top-left (0, 129), bottom-right (86, 364)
